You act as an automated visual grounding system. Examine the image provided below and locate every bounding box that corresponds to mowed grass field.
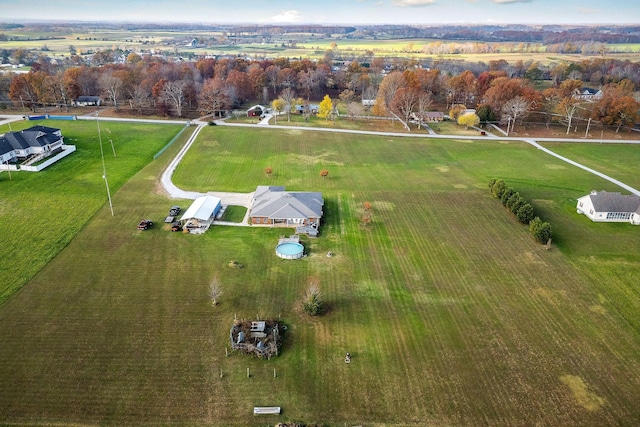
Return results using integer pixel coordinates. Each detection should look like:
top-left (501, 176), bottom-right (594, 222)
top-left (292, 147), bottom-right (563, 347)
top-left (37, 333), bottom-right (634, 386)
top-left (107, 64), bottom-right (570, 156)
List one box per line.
top-left (0, 119), bottom-right (186, 303)
top-left (1, 125), bottom-right (640, 425)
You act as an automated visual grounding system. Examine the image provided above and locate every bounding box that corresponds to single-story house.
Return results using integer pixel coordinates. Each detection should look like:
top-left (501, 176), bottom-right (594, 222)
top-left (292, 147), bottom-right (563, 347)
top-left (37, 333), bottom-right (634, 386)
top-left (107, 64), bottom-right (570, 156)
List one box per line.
top-left (572, 88), bottom-right (603, 101)
top-left (576, 190), bottom-right (640, 225)
top-left (73, 96), bottom-right (103, 106)
top-left (247, 105), bottom-right (265, 117)
top-left (295, 104), bottom-right (319, 114)
top-left (411, 111), bottom-right (445, 122)
top-left (179, 195), bottom-right (222, 233)
top-left (0, 126), bottom-right (64, 165)
top-left (250, 186), bottom-right (324, 227)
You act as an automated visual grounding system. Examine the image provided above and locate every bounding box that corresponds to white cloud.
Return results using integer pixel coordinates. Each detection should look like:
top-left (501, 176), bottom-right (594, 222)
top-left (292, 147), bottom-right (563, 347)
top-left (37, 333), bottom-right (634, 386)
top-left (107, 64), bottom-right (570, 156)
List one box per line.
top-left (392, 0), bottom-right (437, 7)
top-left (271, 10), bottom-right (301, 22)
top-left (492, 0), bottom-right (532, 3)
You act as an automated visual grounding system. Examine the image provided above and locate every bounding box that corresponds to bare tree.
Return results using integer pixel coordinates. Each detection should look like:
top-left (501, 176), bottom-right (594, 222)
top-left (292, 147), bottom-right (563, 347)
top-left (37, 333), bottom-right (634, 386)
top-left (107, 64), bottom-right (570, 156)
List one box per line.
top-left (557, 97), bottom-right (579, 135)
top-left (501, 96), bottom-right (531, 135)
top-left (265, 64), bottom-right (281, 95)
top-left (99, 72), bottom-right (123, 110)
top-left (278, 87), bottom-right (296, 122)
top-left (391, 87), bottom-right (418, 127)
top-left (346, 101), bottom-right (364, 120)
top-left (209, 276), bottom-right (223, 306)
top-left (129, 85), bottom-right (151, 113)
top-left (414, 92), bottom-right (433, 129)
top-left (161, 80), bottom-right (187, 117)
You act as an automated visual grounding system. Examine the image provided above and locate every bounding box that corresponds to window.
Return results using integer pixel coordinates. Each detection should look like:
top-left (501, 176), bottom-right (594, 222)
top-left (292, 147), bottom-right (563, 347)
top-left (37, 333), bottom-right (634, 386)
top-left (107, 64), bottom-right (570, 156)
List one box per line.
top-left (606, 212), bottom-right (631, 220)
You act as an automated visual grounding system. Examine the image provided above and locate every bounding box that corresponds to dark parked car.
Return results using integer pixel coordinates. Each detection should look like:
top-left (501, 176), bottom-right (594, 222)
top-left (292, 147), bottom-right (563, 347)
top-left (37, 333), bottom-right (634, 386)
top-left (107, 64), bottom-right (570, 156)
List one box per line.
top-left (137, 219), bottom-right (153, 230)
top-left (169, 206), bottom-right (181, 216)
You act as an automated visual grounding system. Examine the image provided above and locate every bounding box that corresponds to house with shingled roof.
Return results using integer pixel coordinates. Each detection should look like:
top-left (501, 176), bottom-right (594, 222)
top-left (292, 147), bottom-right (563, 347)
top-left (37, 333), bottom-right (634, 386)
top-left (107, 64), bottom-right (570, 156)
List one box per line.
top-left (572, 87), bottom-right (603, 101)
top-left (0, 126), bottom-right (64, 166)
top-left (576, 190), bottom-right (640, 225)
top-left (250, 186), bottom-right (324, 228)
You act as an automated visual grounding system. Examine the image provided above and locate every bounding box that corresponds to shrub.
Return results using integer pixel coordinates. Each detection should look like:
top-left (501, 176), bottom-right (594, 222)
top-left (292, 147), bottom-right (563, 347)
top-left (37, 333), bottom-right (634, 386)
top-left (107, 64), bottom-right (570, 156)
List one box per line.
top-left (515, 203), bottom-right (535, 224)
top-left (501, 187), bottom-right (516, 206)
top-left (529, 217), bottom-right (552, 244)
top-left (302, 282), bottom-right (324, 316)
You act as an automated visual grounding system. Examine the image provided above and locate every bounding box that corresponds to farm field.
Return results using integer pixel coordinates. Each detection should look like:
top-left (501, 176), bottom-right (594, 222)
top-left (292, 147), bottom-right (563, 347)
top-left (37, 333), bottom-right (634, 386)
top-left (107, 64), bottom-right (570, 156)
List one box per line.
top-left (0, 125), bottom-right (639, 425)
top-left (2, 26), bottom-right (640, 63)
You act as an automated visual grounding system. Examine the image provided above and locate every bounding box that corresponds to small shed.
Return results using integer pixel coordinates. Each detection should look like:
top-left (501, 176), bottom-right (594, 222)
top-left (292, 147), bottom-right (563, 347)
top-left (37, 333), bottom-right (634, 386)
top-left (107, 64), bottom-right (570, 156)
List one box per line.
top-left (179, 195), bottom-right (222, 233)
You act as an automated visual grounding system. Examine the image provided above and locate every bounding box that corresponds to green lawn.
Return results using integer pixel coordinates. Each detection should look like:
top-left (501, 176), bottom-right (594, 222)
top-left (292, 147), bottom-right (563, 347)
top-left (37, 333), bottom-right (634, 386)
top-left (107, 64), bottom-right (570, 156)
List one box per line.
top-left (0, 119), bottom-right (186, 304)
top-left (0, 125), bottom-right (639, 425)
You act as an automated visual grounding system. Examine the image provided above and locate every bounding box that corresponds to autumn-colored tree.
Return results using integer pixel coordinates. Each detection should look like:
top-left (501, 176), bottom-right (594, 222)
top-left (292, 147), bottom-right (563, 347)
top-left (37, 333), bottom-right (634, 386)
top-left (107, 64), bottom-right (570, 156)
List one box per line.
top-left (448, 104), bottom-right (467, 121)
top-left (320, 169), bottom-right (329, 179)
top-left (457, 112), bottom-right (480, 129)
top-left (247, 64), bottom-right (266, 98)
top-left (9, 72), bottom-right (44, 111)
top-left (592, 83), bottom-right (640, 132)
top-left (446, 70), bottom-right (477, 107)
top-left (476, 70), bottom-right (507, 98)
top-left (271, 98), bottom-right (285, 123)
top-left (339, 89), bottom-right (356, 104)
top-left (318, 94), bottom-right (333, 120)
top-left (264, 167), bottom-right (272, 176)
top-left (484, 77), bottom-right (541, 121)
top-left (198, 77), bottom-right (230, 118)
top-left (377, 71), bottom-right (407, 109)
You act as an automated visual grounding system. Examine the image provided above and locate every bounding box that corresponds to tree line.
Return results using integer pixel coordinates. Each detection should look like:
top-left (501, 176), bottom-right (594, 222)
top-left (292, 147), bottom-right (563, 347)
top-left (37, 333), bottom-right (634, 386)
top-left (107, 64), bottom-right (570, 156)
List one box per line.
top-left (0, 51), bottom-right (638, 131)
top-left (488, 179), bottom-right (552, 245)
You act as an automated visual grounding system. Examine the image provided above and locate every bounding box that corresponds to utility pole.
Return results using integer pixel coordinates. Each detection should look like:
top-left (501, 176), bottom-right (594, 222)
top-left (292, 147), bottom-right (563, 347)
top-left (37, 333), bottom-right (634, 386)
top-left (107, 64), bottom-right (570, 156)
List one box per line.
top-left (585, 117), bottom-right (591, 138)
top-left (96, 113), bottom-right (114, 216)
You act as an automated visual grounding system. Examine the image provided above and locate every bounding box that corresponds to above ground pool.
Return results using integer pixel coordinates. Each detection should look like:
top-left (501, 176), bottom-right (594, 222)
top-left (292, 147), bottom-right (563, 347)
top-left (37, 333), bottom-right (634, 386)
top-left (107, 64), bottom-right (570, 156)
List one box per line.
top-left (275, 242), bottom-right (304, 260)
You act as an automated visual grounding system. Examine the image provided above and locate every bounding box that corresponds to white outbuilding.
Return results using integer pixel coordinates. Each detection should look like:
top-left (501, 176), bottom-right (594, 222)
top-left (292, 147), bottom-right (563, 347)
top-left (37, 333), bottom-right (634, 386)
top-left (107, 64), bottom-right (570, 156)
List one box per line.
top-left (576, 190), bottom-right (640, 225)
top-left (180, 195), bottom-right (222, 233)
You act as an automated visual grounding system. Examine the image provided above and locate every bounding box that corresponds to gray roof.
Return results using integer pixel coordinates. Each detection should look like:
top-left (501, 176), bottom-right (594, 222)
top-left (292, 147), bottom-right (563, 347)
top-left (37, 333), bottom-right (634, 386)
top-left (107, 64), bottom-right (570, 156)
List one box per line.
top-left (251, 186), bottom-right (323, 220)
top-left (0, 126), bottom-right (62, 156)
top-left (588, 191), bottom-right (640, 214)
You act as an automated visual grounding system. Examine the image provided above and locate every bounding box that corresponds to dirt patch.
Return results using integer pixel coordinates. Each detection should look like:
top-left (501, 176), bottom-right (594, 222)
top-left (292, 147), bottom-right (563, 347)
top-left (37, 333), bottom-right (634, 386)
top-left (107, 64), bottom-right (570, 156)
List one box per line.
top-left (560, 375), bottom-right (606, 411)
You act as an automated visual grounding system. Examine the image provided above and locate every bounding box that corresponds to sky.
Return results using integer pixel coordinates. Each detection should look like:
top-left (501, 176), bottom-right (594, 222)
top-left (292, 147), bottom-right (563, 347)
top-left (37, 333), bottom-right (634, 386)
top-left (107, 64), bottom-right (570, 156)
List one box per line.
top-left (1, 0), bottom-right (639, 25)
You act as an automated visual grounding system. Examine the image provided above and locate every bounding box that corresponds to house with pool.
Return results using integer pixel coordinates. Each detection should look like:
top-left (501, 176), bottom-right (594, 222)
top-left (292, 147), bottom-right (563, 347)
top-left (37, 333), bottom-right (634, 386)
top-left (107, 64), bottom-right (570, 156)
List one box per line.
top-left (250, 186), bottom-right (324, 231)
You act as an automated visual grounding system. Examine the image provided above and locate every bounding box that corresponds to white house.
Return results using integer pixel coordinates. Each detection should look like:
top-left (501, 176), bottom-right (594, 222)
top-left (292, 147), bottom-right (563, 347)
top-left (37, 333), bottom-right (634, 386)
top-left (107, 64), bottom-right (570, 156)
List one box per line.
top-left (179, 195), bottom-right (222, 233)
top-left (572, 88), bottom-right (603, 101)
top-left (0, 126), bottom-right (64, 165)
top-left (576, 190), bottom-right (640, 225)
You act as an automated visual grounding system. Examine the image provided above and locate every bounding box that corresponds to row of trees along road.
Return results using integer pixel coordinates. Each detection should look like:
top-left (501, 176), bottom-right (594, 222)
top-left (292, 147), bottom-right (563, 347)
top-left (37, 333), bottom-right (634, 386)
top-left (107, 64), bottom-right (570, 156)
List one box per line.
top-left (1, 55), bottom-right (638, 131)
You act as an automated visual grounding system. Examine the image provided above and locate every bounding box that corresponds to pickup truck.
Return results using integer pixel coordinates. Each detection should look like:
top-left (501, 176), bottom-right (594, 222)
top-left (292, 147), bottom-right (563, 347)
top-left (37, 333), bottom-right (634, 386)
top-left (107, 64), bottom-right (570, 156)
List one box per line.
top-left (137, 219), bottom-right (153, 230)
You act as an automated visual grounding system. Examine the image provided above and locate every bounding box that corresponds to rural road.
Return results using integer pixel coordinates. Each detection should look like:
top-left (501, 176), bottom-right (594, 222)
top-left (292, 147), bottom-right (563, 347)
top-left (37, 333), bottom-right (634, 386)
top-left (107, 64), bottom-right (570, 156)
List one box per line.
top-left (2, 113), bottom-right (640, 200)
